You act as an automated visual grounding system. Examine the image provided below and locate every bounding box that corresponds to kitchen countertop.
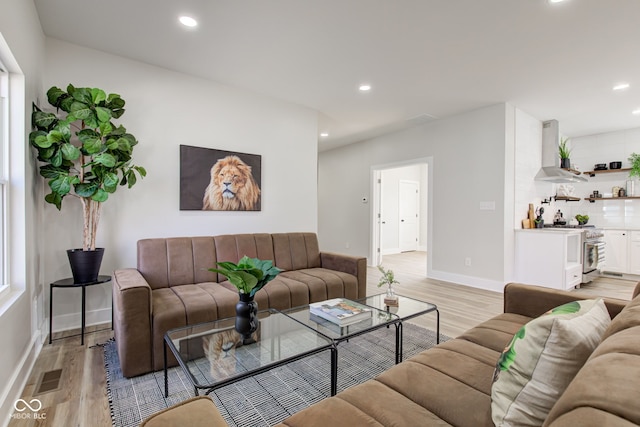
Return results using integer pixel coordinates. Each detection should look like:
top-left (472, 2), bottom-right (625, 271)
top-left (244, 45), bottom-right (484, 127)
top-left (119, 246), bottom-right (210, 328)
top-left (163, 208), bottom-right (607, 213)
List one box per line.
top-left (516, 228), bottom-right (583, 234)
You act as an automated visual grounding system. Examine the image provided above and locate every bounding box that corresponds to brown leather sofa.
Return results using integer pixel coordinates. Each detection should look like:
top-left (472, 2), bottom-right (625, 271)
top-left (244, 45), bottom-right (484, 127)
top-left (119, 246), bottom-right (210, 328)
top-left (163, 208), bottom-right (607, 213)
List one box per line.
top-left (112, 232), bottom-right (366, 378)
top-left (274, 282), bottom-right (640, 427)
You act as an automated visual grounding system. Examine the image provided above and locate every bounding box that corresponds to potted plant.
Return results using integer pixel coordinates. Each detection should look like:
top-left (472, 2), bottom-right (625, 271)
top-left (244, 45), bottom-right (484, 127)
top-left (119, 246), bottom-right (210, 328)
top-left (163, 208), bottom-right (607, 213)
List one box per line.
top-left (209, 256), bottom-right (282, 343)
top-left (629, 153), bottom-right (640, 178)
top-left (559, 137), bottom-right (571, 169)
top-left (29, 85), bottom-right (146, 283)
top-left (575, 214), bottom-right (589, 226)
top-left (377, 265), bottom-right (399, 306)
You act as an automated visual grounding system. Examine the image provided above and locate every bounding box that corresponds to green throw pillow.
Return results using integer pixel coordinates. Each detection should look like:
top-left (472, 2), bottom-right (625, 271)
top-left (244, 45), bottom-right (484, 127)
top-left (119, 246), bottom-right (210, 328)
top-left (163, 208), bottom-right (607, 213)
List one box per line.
top-left (491, 299), bottom-right (611, 427)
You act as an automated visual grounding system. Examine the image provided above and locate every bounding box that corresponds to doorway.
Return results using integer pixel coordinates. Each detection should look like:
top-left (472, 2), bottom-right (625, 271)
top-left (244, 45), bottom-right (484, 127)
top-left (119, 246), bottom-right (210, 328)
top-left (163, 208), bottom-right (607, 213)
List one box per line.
top-left (371, 158), bottom-right (432, 272)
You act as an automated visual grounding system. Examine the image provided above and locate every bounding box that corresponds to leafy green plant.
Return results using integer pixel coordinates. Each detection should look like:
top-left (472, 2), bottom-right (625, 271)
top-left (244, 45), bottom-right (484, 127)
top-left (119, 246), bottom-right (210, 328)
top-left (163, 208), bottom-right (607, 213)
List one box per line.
top-left (29, 85), bottom-right (146, 251)
top-left (558, 137), bottom-right (571, 160)
top-left (209, 256), bottom-right (282, 297)
top-left (629, 153), bottom-right (640, 179)
top-left (575, 214), bottom-right (589, 225)
top-left (377, 265), bottom-right (399, 288)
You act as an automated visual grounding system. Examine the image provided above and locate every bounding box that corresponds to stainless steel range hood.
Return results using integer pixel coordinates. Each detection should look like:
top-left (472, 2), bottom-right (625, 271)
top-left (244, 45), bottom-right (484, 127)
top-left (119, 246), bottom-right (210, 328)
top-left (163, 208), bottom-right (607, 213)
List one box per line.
top-left (534, 120), bottom-right (587, 183)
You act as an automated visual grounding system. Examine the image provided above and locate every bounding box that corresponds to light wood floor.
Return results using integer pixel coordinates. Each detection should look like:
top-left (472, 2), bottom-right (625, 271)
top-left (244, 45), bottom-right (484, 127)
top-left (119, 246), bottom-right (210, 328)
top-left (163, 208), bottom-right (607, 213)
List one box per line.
top-left (10, 251), bottom-right (637, 427)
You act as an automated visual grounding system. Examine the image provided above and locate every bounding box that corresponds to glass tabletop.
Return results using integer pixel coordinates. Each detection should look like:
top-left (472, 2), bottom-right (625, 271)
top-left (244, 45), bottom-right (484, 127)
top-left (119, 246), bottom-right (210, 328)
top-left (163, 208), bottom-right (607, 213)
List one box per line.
top-left (165, 309), bottom-right (334, 390)
top-left (357, 293), bottom-right (438, 321)
top-left (284, 299), bottom-right (398, 341)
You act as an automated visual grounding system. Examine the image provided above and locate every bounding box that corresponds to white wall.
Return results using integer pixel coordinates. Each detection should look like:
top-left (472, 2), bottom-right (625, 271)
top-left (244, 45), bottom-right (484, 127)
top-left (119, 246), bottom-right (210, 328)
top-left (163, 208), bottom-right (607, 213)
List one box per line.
top-left (42, 39), bottom-right (319, 331)
top-left (0, 0), bottom-right (45, 423)
top-left (319, 103), bottom-right (511, 291)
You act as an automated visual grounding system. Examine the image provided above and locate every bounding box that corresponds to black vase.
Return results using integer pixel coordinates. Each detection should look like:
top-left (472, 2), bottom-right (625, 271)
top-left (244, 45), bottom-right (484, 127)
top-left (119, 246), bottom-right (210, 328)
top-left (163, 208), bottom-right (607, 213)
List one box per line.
top-left (235, 293), bottom-right (258, 344)
top-left (67, 248), bottom-right (105, 284)
top-left (560, 158), bottom-right (571, 169)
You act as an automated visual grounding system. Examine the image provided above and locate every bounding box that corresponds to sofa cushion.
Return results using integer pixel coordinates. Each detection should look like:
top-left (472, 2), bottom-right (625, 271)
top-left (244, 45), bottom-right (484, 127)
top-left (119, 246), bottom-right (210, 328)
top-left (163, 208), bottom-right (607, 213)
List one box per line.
top-left (491, 299), bottom-right (611, 427)
top-left (543, 326), bottom-right (640, 426)
top-left (458, 312), bottom-right (533, 353)
top-left (601, 292), bottom-right (640, 340)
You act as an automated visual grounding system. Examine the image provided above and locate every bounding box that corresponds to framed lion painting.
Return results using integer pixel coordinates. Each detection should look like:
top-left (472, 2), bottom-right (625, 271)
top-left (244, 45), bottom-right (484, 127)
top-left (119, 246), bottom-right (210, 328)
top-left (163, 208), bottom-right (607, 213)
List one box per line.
top-left (180, 145), bottom-right (262, 211)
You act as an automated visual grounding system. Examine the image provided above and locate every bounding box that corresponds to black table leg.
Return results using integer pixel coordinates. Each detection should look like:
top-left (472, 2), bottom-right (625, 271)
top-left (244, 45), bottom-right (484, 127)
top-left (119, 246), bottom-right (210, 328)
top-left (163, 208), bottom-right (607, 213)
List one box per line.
top-left (395, 321), bottom-right (403, 364)
top-left (330, 345), bottom-right (338, 396)
top-left (49, 285), bottom-right (53, 345)
top-left (81, 285), bottom-right (86, 345)
top-left (164, 341), bottom-right (169, 398)
top-left (436, 308), bottom-right (440, 344)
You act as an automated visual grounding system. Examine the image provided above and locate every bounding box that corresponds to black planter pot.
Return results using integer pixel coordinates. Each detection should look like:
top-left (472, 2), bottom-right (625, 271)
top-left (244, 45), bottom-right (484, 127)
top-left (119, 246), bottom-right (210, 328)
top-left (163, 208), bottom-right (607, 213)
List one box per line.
top-left (235, 293), bottom-right (258, 344)
top-left (67, 248), bottom-right (105, 284)
top-left (560, 158), bottom-right (571, 169)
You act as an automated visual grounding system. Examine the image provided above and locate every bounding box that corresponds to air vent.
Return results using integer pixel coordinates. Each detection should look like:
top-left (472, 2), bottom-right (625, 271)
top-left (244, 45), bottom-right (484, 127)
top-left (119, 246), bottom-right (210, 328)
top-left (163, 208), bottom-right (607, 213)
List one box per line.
top-left (34, 369), bottom-right (63, 395)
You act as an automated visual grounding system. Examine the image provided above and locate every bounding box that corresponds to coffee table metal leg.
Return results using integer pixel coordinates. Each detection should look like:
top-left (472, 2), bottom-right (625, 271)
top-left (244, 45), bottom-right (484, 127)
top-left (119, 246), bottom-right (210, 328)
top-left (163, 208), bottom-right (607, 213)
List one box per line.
top-left (395, 322), bottom-right (403, 364)
top-left (164, 341), bottom-right (169, 398)
top-left (436, 308), bottom-right (440, 344)
top-left (330, 345), bottom-right (338, 396)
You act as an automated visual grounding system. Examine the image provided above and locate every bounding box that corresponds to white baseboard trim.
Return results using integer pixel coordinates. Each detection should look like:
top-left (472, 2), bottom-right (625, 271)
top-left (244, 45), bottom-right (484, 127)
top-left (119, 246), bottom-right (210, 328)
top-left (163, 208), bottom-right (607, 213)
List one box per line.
top-left (381, 248), bottom-right (401, 255)
top-left (428, 270), bottom-right (505, 293)
top-left (0, 330), bottom-right (44, 427)
top-left (52, 307), bottom-right (111, 333)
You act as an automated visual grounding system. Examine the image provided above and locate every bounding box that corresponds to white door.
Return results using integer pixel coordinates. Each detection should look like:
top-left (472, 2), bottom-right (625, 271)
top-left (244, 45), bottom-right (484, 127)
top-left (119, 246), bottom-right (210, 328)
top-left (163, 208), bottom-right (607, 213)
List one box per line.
top-left (399, 180), bottom-right (419, 252)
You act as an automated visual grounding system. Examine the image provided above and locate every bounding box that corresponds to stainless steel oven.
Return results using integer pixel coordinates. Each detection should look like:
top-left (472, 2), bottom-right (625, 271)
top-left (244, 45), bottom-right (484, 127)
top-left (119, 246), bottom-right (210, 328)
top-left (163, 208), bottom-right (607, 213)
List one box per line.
top-left (582, 228), bottom-right (605, 283)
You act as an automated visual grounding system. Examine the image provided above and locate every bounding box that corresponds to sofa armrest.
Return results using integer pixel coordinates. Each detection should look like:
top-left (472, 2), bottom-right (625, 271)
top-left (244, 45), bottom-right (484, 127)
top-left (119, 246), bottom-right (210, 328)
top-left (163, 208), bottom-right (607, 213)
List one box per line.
top-left (504, 282), bottom-right (628, 319)
top-left (112, 268), bottom-right (153, 377)
top-left (320, 252), bottom-right (367, 299)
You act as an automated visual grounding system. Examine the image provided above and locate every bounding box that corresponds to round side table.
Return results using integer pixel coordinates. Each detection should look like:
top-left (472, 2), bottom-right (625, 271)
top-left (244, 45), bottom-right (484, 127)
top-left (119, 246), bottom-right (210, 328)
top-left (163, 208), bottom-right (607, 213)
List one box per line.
top-left (49, 275), bottom-right (112, 345)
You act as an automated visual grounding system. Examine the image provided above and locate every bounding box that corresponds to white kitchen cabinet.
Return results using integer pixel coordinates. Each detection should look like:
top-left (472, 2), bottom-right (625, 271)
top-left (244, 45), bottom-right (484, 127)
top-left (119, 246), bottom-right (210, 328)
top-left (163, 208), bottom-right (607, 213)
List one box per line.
top-left (604, 230), bottom-right (628, 273)
top-left (629, 232), bottom-right (640, 275)
top-left (515, 230), bottom-right (582, 290)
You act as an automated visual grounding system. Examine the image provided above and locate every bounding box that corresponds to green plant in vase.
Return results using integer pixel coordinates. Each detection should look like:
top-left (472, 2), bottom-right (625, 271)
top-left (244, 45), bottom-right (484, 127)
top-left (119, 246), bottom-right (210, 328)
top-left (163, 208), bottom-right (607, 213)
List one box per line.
top-left (29, 84), bottom-right (146, 283)
top-left (377, 265), bottom-right (399, 306)
top-left (209, 256), bottom-right (282, 342)
top-left (558, 137), bottom-right (571, 169)
top-left (629, 153), bottom-right (640, 179)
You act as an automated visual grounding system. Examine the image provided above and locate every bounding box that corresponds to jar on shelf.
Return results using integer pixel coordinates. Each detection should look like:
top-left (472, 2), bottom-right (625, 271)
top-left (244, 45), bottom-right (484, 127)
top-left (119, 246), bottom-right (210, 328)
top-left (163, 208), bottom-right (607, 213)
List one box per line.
top-left (627, 180), bottom-right (635, 197)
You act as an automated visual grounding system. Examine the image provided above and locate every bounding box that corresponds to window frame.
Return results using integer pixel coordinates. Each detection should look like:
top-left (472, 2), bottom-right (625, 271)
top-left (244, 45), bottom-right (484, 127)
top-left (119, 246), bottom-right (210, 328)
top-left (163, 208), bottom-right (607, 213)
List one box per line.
top-left (0, 64), bottom-right (8, 297)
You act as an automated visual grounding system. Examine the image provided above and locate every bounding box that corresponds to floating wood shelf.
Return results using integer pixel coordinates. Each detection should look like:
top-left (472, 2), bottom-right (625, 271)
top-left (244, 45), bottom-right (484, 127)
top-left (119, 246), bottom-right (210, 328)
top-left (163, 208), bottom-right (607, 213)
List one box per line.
top-left (561, 168), bottom-right (582, 176)
top-left (583, 168), bottom-right (630, 177)
top-left (585, 196), bottom-right (640, 202)
top-left (555, 196), bottom-right (581, 202)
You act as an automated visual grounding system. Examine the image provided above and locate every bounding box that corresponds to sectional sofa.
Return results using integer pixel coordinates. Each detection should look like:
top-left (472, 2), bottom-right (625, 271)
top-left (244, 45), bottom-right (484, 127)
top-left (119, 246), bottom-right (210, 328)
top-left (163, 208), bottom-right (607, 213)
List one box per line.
top-left (112, 232), bottom-right (366, 377)
top-left (275, 282), bottom-right (640, 426)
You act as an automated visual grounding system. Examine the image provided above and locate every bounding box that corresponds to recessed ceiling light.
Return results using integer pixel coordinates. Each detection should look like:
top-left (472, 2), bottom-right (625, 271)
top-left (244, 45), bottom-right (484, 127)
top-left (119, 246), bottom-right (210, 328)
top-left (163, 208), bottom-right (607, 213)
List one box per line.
top-left (359, 84), bottom-right (371, 92)
top-left (613, 83), bottom-right (630, 91)
top-left (179, 16), bottom-right (198, 27)
top-left (320, 132), bottom-right (329, 137)
top-left (633, 109), bottom-right (640, 115)
top-left (548, 0), bottom-right (567, 3)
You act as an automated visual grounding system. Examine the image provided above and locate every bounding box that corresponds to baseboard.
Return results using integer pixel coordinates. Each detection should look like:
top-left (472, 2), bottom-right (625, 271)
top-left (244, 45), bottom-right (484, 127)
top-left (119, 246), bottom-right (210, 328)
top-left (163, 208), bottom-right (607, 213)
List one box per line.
top-left (0, 329), bottom-right (44, 427)
top-left (52, 306), bottom-right (111, 333)
top-left (381, 248), bottom-right (401, 255)
top-left (428, 270), bottom-right (505, 293)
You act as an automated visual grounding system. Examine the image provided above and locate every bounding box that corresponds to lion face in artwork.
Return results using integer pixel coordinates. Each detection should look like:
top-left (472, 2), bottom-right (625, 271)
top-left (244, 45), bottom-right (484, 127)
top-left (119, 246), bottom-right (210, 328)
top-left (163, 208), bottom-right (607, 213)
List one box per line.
top-left (202, 155), bottom-right (260, 211)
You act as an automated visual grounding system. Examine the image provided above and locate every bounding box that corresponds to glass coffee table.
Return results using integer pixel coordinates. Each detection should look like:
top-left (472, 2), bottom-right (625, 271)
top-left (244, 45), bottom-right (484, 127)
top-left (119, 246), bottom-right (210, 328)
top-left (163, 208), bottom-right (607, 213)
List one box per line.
top-left (163, 309), bottom-right (337, 398)
top-left (283, 301), bottom-right (400, 393)
top-left (356, 294), bottom-right (440, 363)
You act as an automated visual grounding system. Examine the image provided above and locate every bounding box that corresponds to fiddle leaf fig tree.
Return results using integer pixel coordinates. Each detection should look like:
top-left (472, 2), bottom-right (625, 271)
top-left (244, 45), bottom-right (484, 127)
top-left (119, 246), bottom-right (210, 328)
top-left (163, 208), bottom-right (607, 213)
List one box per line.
top-left (29, 85), bottom-right (146, 251)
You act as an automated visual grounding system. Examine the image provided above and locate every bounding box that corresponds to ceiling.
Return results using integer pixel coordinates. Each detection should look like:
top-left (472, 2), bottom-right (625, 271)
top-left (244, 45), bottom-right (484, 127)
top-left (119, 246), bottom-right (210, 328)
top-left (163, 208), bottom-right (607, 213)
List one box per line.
top-left (33, 0), bottom-right (640, 151)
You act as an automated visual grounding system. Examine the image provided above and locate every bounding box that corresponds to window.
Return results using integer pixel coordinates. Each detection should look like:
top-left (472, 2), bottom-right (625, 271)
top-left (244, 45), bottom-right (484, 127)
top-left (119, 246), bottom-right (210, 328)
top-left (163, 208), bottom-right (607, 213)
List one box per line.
top-left (0, 63), bottom-right (7, 295)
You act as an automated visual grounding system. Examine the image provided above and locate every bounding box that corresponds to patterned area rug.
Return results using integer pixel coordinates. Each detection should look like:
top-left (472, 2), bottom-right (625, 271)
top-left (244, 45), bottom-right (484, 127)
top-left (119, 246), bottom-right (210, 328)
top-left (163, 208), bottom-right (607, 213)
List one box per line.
top-left (104, 323), bottom-right (448, 427)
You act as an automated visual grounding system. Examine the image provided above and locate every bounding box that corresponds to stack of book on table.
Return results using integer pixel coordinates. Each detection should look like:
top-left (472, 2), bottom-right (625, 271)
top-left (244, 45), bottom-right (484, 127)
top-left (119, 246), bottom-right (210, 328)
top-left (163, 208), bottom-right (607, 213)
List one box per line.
top-left (309, 298), bottom-right (373, 327)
